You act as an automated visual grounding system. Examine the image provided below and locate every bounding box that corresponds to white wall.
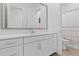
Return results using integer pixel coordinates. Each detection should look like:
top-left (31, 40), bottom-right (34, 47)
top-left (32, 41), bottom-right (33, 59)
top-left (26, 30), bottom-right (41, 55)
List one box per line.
top-left (62, 3), bottom-right (79, 50)
top-left (48, 3), bottom-right (61, 33)
top-left (47, 3), bottom-right (62, 55)
top-left (62, 3), bottom-right (79, 27)
top-left (62, 3), bottom-right (79, 13)
top-left (62, 10), bottom-right (79, 27)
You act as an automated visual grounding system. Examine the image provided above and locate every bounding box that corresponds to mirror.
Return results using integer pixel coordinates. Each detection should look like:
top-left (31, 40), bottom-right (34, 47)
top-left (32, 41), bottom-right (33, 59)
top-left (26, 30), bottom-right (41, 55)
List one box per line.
top-left (2, 3), bottom-right (48, 29)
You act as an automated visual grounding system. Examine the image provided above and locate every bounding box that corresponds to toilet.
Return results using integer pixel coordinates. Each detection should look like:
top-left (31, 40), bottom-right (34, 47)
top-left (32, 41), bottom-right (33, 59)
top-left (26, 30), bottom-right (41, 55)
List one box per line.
top-left (63, 39), bottom-right (70, 50)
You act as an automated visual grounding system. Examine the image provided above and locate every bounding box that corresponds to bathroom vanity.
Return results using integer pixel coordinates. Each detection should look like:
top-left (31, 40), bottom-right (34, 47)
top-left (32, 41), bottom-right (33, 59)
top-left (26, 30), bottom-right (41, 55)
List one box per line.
top-left (0, 3), bottom-right (62, 56)
top-left (0, 32), bottom-right (57, 56)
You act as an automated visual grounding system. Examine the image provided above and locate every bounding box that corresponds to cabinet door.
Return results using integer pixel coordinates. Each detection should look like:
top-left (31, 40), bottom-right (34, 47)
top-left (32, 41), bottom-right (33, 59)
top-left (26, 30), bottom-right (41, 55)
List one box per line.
top-left (0, 38), bottom-right (23, 56)
top-left (41, 38), bottom-right (57, 56)
top-left (0, 38), bottom-right (23, 49)
top-left (0, 45), bottom-right (23, 56)
top-left (24, 41), bottom-right (42, 56)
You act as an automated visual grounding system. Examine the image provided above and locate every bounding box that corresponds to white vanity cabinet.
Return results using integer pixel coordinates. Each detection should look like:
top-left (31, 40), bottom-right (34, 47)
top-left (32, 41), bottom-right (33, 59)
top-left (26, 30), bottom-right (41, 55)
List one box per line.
top-left (24, 34), bottom-right (57, 56)
top-left (41, 38), bottom-right (57, 56)
top-left (0, 38), bottom-right (23, 56)
top-left (24, 41), bottom-right (42, 56)
top-left (0, 45), bottom-right (23, 56)
top-left (0, 33), bottom-right (57, 56)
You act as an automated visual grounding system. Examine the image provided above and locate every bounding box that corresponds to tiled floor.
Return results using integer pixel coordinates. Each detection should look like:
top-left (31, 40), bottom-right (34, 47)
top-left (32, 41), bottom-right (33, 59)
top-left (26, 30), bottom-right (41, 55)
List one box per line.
top-left (62, 47), bottom-right (79, 56)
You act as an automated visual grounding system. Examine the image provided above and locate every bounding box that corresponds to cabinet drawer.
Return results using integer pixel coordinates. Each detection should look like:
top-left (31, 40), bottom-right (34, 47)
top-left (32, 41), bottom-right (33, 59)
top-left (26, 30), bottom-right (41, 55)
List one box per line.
top-left (0, 46), bottom-right (17, 56)
top-left (37, 34), bottom-right (57, 40)
top-left (24, 34), bottom-right (57, 44)
top-left (0, 45), bottom-right (23, 56)
top-left (0, 38), bottom-right (23, 48)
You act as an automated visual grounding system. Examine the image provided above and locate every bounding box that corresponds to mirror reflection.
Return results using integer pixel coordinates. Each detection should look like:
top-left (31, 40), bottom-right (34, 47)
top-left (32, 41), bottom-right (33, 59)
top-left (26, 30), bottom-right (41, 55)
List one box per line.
top-left (0, 3), bottom-right (47, 29)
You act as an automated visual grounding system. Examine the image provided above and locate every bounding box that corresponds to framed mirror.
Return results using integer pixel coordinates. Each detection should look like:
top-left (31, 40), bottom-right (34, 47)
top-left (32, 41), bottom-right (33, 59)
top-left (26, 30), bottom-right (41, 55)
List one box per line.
top-left (2, 3), bottom-right (48, 29)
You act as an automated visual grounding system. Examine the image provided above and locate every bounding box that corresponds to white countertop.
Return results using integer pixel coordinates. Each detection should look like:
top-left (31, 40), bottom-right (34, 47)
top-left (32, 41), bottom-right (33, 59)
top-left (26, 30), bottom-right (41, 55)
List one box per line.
top-left (0, 32), bottom-right (56, 40)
